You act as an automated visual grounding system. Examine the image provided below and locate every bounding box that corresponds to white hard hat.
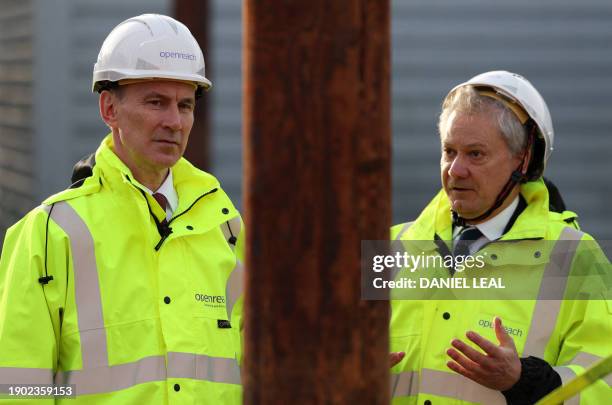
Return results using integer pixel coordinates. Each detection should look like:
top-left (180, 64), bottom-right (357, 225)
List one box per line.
top-left (451, 70), bottom-right (554, 176)
top-left (92, 14), bottom-right (211, 94)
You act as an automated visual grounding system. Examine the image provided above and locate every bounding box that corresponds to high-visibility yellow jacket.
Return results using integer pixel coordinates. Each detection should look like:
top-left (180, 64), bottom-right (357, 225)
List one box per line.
top-left (0, 135), bottom-right (245, 404)
top-left (389, 179), bottom-right (611, 404)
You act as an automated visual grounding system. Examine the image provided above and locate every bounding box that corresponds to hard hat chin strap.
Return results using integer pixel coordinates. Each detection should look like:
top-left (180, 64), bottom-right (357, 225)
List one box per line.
top-left (452, 124), bottom-right (536, 228)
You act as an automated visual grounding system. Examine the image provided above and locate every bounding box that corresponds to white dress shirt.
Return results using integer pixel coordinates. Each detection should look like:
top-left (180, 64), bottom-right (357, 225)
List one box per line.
top-left (452, 196), bottom-right (519, 255)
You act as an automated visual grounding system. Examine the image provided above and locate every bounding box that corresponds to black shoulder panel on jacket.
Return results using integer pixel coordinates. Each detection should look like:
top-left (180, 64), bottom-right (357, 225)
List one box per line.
top-left (543, 177), bottom-right (567, 213)
top-left (70, 153), bottom-right (96, 188)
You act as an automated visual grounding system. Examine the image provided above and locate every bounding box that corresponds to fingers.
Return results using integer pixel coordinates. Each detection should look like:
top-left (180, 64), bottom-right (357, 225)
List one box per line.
top-left (493, 317), bottom-right (516, 349)
top-left (465, 330), bottom-right (499, 356)
top-left (447, 346), bottom-right (481, 372)
top-left (446, 347), bottom-right (489, 387)
top-left (446, 343), bottom-right (497, 389)
top-left (450, 338), bottom-right (490, 366)
top-left (389, 351), bottom-right (405, 367)
top-left (446, 358), bottom-right (479, 381)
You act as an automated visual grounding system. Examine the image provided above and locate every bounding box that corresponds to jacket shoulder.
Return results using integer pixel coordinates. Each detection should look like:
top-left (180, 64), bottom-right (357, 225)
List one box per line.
top-left (391, 221), bottom-right (416, 240)
top-left (548, 209), bottom-right (580, 230)
top-left (42, 175), bottom-right (101, 205)
top-left (2, 204), bottom-right (57, 253)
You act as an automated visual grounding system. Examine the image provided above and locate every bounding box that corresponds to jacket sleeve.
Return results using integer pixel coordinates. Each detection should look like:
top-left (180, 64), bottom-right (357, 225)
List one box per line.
top-left (0, 207), bottom-right (68, 403)
top-left (549, 236), bottom-right (612, 404)
top-left (501, 356), bottom-right (562, 404)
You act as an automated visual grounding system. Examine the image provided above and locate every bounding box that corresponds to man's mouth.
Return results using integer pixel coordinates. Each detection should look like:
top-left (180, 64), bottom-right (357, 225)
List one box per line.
top-left (155, 139), bottom-right (179, 145)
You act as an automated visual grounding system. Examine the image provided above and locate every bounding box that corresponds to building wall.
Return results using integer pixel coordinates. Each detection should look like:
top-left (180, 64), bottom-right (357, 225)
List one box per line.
top-left (0, 0), bottom-right (34, 241)
top-left (209, 1), bottom-right (242, 209)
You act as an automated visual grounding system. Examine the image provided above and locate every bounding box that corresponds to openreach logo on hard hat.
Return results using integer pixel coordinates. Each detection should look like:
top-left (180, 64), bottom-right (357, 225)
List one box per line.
top-left (159, 51), bottom-right (197, 61)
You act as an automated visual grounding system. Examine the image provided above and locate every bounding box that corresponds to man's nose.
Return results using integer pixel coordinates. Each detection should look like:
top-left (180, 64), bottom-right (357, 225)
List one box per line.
top-left (448, 155), bottom-right (469, 178)
top-left (163, 104), bottom-right (183, 131)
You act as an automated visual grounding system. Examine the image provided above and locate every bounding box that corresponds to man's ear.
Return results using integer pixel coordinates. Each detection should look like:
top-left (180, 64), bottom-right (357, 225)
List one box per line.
top-left (99, 90), bottom-right (119, 128)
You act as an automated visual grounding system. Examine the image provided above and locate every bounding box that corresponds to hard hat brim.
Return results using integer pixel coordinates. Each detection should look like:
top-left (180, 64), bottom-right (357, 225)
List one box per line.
top-left (93, 69), bottom-right (212, 93)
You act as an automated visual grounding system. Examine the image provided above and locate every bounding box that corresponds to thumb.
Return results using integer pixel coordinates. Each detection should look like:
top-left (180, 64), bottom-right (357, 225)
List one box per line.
top-left (494, 316), bottom-right (514, 348)
top-left (389, 352), bottom-right (405, 367)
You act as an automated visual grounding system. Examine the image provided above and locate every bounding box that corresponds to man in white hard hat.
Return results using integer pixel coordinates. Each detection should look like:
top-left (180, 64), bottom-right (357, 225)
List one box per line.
top-left (0, 14), bottom-right (244, 404)
top-left (387, 71), bottom-right (610, 404)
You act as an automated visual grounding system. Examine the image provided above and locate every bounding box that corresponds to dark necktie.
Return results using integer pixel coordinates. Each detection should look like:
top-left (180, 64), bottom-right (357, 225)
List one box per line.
top-left (453, 226), bottom-right (483, 258)
top-left (153, 193), bottom-right (168, 224)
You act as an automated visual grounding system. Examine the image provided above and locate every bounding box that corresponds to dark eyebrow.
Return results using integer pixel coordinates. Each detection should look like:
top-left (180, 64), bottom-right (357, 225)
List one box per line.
top-left (142, 92), bottom-right (195, 105)
top-left (143, 91), bottom-right (167, 99)
top-left (464, 143), bottom-right (487, 149)
top-left (179, 97), bottom-right (196, 105)
top-left (443, 140), bottom-right (487, 149)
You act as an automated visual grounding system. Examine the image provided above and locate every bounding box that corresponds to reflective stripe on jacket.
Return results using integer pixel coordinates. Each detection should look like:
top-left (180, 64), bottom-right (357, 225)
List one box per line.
top-left (389, 179), bottom-right (611, 405)
top-left (0, 135), bottom-right (245, 404)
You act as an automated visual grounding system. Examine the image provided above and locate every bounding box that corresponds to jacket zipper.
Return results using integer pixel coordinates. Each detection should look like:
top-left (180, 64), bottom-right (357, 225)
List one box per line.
top-left (126, 175), bottom-right (218, 251)
top-left (154, 187), bottom-right (219, 250)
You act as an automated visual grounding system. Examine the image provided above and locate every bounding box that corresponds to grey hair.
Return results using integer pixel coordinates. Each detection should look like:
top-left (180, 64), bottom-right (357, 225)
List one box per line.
top-left (438, 85), bottom-right (526, 157)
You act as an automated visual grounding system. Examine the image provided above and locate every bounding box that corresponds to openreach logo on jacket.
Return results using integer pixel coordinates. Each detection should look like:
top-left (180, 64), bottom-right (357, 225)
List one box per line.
top-left (195, 292), bottom-right (225, 309)
top-left (478, 318), bottom-right (524, 337)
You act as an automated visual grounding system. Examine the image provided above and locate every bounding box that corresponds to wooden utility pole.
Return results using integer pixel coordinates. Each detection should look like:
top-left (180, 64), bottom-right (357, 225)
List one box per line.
top-left (175, 0), bottom-right (210, 171)
top-left (243, 1), bottom-right (391, 403)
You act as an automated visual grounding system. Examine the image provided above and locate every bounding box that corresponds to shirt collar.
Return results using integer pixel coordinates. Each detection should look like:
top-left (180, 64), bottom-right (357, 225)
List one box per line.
top-left (452, 196), bottom-right (519, 241)
top-left (474, 196), bottom-right (519, 241)
top-left (143, 169), bottom-right (179, 213)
